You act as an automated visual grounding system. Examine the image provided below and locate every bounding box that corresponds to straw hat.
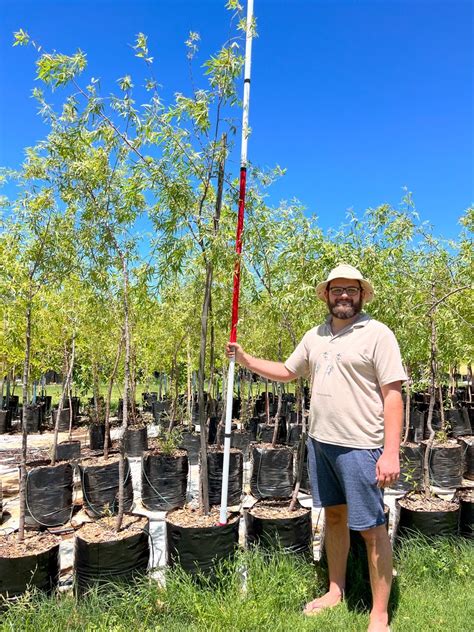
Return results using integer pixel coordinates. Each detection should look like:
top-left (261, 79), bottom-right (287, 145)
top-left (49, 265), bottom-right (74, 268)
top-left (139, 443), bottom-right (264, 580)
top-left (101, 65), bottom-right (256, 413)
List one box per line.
top-left (315, 263), bottom-right (375, 303)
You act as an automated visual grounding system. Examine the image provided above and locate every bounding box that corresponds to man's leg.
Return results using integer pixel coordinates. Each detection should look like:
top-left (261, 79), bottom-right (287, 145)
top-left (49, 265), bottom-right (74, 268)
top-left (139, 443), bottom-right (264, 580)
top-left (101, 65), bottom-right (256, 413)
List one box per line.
top-left (360, 524), bottom-right (392, 632)
top-left (304, 504), bottom-right (349, 613)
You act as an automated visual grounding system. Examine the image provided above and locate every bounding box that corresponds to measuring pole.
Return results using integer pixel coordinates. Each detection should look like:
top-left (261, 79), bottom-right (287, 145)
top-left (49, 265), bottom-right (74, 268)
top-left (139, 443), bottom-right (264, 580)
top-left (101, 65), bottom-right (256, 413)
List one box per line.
top-left (219, 0), bottom-right (254, 525)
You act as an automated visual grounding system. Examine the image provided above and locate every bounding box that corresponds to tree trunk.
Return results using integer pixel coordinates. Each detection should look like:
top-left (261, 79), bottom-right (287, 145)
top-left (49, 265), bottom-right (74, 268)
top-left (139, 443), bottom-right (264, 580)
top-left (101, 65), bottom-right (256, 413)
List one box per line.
top-left (198, 260), bottom-right (213, 515)
top-left (271, 382), bottom-right (283, 447)
top-left (92, 360), bottom-right (100, 424)
top-left (423, 285), bottom-right (437, 497)
top-left (186, 340), bottom-right (192, 427)
top-left (52, 337), bottom-right (76, 465)
top-left (18, 300), bottom-right (32, 542)
top-left (402, 363), bottom-right (411, 444)
top-left (116, 254), bottom-right (131, 532)
top-left (438, 384), bottom-right (445, 432)
top-left (104, 332), bottom-right (123, 459)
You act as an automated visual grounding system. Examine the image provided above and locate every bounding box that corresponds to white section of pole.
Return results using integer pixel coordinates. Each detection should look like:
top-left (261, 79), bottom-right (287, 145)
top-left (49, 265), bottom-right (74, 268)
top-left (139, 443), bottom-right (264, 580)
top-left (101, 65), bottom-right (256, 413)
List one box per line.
top-left (219, 357), bottom-right (235, 524)
top-left (240, 0), bottom-right (254, 167)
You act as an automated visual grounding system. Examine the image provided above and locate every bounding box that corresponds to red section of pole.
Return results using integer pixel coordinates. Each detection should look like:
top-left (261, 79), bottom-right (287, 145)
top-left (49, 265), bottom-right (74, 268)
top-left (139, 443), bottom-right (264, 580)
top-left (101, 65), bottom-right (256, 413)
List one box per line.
top-left (230, 166), bottom-right (247, 343)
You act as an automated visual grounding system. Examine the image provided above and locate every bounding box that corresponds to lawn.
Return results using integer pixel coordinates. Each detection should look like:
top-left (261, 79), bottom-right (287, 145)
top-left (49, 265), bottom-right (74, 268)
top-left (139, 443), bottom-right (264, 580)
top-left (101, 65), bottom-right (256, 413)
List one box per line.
top-left (1, 536), bottom-right (472, 631)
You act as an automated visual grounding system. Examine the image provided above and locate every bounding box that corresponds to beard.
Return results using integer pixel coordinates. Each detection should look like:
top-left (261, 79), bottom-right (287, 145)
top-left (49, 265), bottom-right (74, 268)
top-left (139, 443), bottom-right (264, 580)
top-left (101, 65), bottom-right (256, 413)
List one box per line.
top-left (327, 296), bottom-right (362, 320)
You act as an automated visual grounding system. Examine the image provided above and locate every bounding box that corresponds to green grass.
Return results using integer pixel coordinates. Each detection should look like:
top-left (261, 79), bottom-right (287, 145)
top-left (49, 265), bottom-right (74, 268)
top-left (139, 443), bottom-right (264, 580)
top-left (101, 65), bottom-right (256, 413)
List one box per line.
top-left (0, 537), bottom-right (473, 631)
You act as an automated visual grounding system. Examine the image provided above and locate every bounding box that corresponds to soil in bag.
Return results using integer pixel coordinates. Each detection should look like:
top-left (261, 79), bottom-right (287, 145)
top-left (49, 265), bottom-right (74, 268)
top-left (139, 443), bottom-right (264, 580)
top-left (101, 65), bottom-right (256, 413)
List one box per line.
top-left (165, 507), bottom-right (240, 579)
top-left (79, 455), bottom-right (133, 518)
top-left (25, 460), bottom-right (74, 528)
top-left (206, 447), bottom-right (243, 507)
top-left (74, 515), bottom-right (149, 595)
top-left (245, 499), bottom-right (312, 557)
top-left (250, 444), bottom-right (293, 499)
top-left (141, 448), bottom-right (188, 511)
top-left (0, 533), bottom-right (60, 601)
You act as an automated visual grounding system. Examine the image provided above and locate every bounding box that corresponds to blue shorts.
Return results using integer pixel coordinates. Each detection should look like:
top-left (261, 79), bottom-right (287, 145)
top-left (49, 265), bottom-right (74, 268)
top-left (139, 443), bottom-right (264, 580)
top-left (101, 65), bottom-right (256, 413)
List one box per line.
top-left (307, 437), bottom-right (386, 531)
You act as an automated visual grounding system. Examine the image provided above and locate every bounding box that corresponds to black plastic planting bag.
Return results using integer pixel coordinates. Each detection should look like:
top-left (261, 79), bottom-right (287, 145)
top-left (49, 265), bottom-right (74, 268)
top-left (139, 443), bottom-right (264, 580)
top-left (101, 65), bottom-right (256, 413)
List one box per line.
top-left (257, 421), bottom-right (287, 445)
top-left (295, 443), bottom-right (311, 494)
top-left (0, 542), bottom-right (60, 600)
top-left (74, 525), bottom-right (149, 594)
top-left (457, 493), bottom-right (474, 539)
top-left (393, 444), bottom-right (423, 492)
top-left (446, 408), bottom-right (471, 438)
top-left (286, 423), bottom-right (303, 447)
top-left (206, 450), bottom-right (243, 506)
top-left (141, 452), bottom-right (188, 511)
top-left (25, 461), bottom-right (74, 528)
top-left (395, 498), bottom-right (459, 541)
top-left (79, 458), bottom-right (133, 518)
top-left (459, 437), bottom-right (474, 480)
top-left (52, 408), bottom-right (71, 432)
top-left (24, 405), bottom-right (41, 433)
top-left (231, 431), bottom-right (251, 458)
top-left (0, 409), bottom-right (11, 434)
top-left (166, 513), bottom-right (240, 577)
top-left (89, 424), bottom-right (109, 451)
top-left (56, 440), bottom-right (81, 461)
top-left (425, 444), bottom-right (463, 488)
top-left (250, 445), bottom-right (293, 499)
top-left (245, 503), bottom-right (312, 556)
top-left (409, 409), bottom-right (425, 443)
top-left (180, 432), bottom-right (200, 465)
top-left (125, 426), bottom-right (148, 457)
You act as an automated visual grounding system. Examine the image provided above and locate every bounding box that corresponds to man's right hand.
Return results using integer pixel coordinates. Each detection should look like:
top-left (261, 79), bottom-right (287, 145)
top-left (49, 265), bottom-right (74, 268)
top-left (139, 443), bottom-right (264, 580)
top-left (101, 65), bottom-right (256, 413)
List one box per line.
top-left (226, 342), bottom-right (245, 364)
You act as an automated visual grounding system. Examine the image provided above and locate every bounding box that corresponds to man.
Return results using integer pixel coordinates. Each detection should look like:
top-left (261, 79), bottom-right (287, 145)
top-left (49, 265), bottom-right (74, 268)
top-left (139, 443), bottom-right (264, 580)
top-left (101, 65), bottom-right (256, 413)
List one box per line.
top-left (226, 263), bottom-right (406, 632)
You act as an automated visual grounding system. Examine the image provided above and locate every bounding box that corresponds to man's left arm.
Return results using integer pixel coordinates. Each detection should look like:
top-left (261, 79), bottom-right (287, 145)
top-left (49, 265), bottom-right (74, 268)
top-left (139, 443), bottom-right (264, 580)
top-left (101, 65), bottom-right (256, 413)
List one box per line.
top-left (376, 381), bottom-right (404, 488)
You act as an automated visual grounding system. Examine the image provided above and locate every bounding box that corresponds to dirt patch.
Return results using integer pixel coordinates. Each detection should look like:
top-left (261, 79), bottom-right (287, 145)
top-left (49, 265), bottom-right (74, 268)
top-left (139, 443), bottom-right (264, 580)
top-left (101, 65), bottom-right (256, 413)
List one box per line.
top-left (0, 531), bottom-right (60, 558)
top-left (77, 514), bottom-right (147, 543)
top-left (166, 506), bottom-right (240, 528)
top-left (248, 498), bottom-right (309, 519)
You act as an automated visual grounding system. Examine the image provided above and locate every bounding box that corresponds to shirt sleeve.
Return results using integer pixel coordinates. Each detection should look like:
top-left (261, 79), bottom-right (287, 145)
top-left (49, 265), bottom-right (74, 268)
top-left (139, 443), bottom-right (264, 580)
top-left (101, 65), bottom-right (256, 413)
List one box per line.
top-left (373, 326), bottom-right (408, 386)
top-left (284, 334), bottom-right (311, 379)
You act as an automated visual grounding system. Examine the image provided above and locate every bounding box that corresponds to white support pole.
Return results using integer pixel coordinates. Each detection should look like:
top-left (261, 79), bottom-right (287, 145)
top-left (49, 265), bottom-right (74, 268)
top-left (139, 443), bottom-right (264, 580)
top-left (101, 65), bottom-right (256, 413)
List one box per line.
top-left (219, 0), bottom-right (254, 526)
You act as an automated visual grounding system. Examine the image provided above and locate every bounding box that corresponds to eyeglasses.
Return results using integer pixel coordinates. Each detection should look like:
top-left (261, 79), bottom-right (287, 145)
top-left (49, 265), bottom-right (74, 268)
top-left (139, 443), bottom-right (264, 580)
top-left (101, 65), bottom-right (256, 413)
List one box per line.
top-left (328, 286), bottom-right (361, 296)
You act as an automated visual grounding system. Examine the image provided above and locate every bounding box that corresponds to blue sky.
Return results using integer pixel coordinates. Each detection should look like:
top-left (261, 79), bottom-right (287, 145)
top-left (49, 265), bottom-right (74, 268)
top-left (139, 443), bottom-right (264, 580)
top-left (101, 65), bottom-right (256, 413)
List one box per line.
top-left (1, 0), bottom-right (472, 239)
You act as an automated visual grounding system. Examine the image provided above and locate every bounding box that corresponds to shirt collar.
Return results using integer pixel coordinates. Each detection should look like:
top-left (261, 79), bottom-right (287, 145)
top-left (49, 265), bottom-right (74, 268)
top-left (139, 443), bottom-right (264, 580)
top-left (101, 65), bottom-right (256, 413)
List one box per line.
top-left (324, 312), bottom-right (371, 337)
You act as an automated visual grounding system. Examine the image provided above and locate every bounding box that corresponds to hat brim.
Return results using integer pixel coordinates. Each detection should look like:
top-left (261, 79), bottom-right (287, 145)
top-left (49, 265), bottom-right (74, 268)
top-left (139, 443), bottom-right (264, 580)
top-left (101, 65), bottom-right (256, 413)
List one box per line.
top-left (316, 279), bottom-right (374, 303)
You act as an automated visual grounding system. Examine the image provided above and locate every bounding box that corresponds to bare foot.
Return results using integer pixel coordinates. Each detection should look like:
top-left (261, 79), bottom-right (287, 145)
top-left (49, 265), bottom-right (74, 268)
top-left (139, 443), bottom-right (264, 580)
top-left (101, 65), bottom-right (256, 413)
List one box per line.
top-left (303, 590), bottom-right (344, 616)
top-left (367, 613), bottom-right (390, 632)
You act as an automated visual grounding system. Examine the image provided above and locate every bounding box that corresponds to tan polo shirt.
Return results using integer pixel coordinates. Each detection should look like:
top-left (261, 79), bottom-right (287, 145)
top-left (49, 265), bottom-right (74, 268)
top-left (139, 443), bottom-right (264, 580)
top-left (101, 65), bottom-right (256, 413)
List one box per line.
top-left (284, 313), bottom-right (407, 449)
